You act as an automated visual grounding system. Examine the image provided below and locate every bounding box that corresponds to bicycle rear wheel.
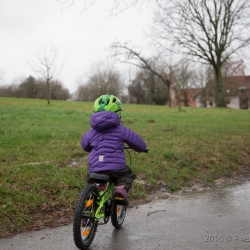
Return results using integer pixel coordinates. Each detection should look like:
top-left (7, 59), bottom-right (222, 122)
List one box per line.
top-left (73, 184), bottom-right (99, 250)
top-left (111, 198), bottom-right (127, 228)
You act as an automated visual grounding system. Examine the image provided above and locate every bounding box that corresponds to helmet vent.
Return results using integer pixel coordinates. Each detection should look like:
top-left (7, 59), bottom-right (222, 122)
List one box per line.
top-left (93, 94), bottom-right (122, 116)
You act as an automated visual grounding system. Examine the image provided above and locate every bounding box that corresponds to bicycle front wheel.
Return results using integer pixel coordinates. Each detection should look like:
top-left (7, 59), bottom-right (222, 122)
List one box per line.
top-left (111, 199), bottom-right (127, 228)
top-left (73, 184), bottom-right (99, 250)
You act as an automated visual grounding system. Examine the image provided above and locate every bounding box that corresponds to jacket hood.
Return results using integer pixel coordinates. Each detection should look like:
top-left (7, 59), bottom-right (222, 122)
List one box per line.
top-left (90, 111), bottom-right (120, 131)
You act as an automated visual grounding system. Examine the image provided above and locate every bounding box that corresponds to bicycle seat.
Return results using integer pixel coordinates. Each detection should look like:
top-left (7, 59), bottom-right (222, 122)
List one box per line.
top-left (89, 173), bottom-right (110, 182)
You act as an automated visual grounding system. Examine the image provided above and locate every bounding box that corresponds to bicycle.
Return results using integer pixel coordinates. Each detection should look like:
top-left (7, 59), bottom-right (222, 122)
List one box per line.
top-left (73, 145), bottom-right (148, 250)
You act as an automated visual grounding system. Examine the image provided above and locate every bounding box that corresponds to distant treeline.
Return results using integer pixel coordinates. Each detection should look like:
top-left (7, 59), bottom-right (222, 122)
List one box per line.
top-left (0, 76), bottom-right (71, 100)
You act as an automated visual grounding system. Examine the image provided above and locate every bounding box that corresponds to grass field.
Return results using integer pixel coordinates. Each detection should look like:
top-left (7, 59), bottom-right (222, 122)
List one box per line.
top-left (0, 97), bottom-right (250, 236)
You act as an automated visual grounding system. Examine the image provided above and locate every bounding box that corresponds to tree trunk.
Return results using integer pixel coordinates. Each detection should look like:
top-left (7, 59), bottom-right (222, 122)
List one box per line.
top-left (178, 98), bottom-right (181, 111)
top-left (214, 68), bottom-right (226, 107)
top-left (46, 79), bottom-right (51, 105)
top-left (176, 88), bottom-right (181, 111)
top-left (169, 84), bottom-right (175, 108)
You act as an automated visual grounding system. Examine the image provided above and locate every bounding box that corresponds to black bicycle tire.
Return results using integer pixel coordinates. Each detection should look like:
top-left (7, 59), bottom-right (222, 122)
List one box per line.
top-left (73, 184), bottom-right (99, 250)
top-left (111, 201), bottom-right (127, 228)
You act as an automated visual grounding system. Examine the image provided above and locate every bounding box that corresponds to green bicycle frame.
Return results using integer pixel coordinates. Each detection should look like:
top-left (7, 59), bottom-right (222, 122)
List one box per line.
top-left (94, 182), bottom-right (114, 220)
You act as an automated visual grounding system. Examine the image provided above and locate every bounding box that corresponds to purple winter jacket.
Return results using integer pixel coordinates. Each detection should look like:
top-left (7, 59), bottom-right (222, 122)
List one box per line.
top-left (81, 111), bottom-right (147, 173)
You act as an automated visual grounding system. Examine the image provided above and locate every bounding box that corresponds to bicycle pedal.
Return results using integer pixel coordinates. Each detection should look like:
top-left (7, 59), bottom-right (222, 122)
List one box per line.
top-left (114, 197), bottom-right (128, 206)
top-left (115, 197), bottom-right (124, 200)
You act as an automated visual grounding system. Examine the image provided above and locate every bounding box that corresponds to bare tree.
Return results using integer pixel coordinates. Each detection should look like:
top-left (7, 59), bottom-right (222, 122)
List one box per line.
top-left (0, 84), bottom-right (18, 97)
top-left (110, 42), bottom-right (175, 107)
top-left (152, 0), bottom-right (250, 107)
top-left (76, 62), bottom-right (124, 101)
top-left (62, 0), bottom-right (250, 108)
top-left (171, 59), bottom-right (196, 111)
top-left (28, 43), bottom-right (64, 104)
top-left (128, 68), bottom-right (169, 105)
top-left (194, 66), bottom-right (213, 107)
top-left (222, 59), bottom-right (246, 77)
top-left (0, 76), bottom-right (25, 98)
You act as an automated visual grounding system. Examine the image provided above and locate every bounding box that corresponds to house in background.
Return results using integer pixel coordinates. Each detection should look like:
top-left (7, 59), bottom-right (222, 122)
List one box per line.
top-left (175, 88), bottom-right (203, 107)
top-left (175, 75), bottom-right (250, 109)
top-left (224, 75), bottom-right (250, 109)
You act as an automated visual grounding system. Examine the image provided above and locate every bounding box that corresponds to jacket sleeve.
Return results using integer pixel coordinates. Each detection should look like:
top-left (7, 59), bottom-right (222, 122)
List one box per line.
top-left (122, 126), bottom-right (147, 152)
top-left (81, 130), bottom-right (92, 152)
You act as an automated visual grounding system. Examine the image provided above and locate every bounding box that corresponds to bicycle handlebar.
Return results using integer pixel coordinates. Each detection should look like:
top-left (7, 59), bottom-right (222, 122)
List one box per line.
top-left (124, 145), bottom-right (148, 153)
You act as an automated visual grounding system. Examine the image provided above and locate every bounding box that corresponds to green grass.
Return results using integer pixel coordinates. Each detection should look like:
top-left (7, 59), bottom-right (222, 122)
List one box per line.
top-left (0, 97), bottom-right (250, 235)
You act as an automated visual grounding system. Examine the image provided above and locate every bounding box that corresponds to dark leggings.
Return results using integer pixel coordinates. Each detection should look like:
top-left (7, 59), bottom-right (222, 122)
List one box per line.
top-left (87, 166), bottom-right (136, 191)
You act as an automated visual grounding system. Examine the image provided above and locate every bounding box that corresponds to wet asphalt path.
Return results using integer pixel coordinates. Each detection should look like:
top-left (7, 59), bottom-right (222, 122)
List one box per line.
top-left (1, 182), bottom-right (250, 250)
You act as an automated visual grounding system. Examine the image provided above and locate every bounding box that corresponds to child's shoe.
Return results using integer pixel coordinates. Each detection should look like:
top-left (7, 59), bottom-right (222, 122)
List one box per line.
top-left (114, 187), bottom-right (128, 200)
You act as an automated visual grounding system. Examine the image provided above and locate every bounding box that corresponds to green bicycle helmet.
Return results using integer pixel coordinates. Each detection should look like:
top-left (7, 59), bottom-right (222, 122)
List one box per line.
top-left (93, 94), bottom-right (122, 117)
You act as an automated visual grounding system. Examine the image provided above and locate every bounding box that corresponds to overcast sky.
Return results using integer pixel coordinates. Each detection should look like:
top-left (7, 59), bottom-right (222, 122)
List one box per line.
top-left (0, 0), bottom-right (153, 93)
top-left (1, 1), bottom-right (250, 94)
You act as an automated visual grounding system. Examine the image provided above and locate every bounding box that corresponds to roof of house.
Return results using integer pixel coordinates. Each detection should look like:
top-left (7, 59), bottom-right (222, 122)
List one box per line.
top-left (225, 75), bottom-right (250, 87)
top-left (224, 75), bottom-right (250, 95)
top-left (183, 88), bottom-right (203, 100)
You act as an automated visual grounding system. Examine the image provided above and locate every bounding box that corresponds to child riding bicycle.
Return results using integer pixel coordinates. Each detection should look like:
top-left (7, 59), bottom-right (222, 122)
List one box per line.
top-left (81, 94), bottom-right (147, 201)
